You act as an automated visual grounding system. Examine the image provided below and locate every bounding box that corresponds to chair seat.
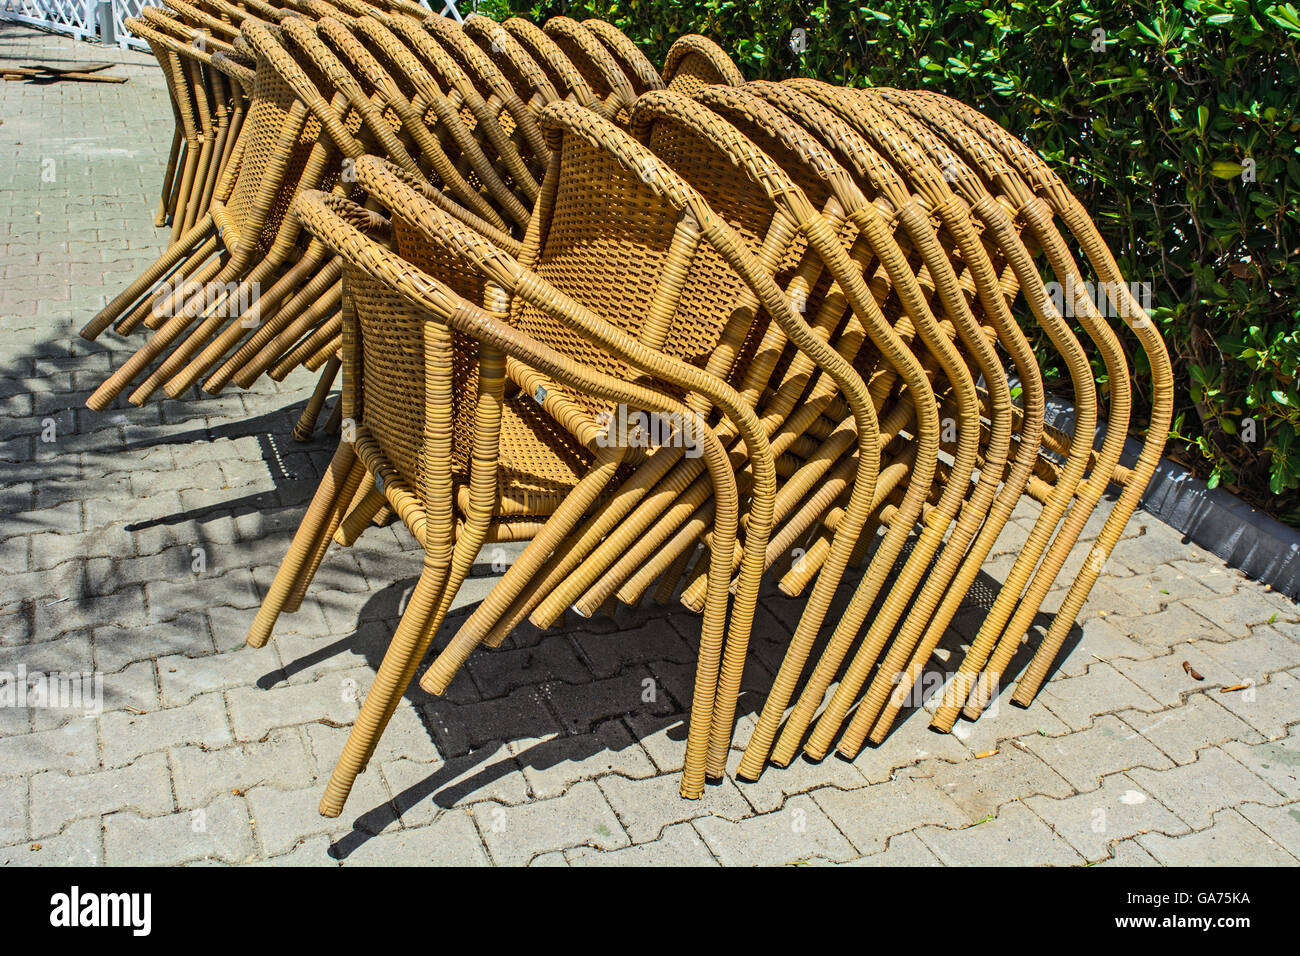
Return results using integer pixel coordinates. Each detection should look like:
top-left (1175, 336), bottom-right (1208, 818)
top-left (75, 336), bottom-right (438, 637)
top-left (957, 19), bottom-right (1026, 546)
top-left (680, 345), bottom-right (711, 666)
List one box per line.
top-left (489, 391), bottom-right (595, 516)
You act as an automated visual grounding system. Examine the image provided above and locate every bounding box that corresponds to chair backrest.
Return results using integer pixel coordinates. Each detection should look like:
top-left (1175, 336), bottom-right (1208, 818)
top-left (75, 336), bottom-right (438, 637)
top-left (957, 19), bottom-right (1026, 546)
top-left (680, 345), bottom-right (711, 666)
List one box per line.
top-left (501, 16), bottom-right (601, 113)
top-left (661, 35), bottom-right (743, 95)
top-left (461, 13), bottom-right (561, 114)
top-left (419, 12), bottom-right (551, 173)
top-left (220, 23), bottom-right (342, 259)
top-left (367, 13), bottom-right (542, 214)
top-left (309, 13), bottom-right (522, 232)
top-left (581, 18), bottom-right (663, 95)
top-left (543, 17), bottom-right (638, 123)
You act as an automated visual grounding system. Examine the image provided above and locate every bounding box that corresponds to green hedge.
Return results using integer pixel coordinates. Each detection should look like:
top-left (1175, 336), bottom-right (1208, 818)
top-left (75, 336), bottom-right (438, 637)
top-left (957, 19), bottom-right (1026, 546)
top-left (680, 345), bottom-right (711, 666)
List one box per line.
top-left (477, 0), bottom-right (1300, 522)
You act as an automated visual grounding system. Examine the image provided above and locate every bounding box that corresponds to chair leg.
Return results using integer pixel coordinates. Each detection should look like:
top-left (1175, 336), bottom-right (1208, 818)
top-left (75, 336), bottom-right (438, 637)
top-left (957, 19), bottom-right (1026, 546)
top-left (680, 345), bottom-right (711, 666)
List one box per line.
top-left (246, 442), bottom-right (357, 649)
top-left (283, 456), bottom-right (366, 614)
top-left (322, 398), bottom-right (343, 436)
top-left (334, 481), bottom-right (385, 547)
top-left (156, 128), bottom-right (181, 228)
top-left (293, 357), bottom-right (341, 442)
top-left (80, 215), bottom-right (214, 341)
top-left (319, 556), bottom-right (450, 818)
top-left (420, 451), bottom-right (624, 695)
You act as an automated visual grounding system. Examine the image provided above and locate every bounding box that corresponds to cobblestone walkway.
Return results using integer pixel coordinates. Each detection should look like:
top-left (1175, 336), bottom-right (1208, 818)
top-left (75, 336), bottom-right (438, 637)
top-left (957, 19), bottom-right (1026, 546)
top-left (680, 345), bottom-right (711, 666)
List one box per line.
top-left (2, 26), bottom-right (1298, 866)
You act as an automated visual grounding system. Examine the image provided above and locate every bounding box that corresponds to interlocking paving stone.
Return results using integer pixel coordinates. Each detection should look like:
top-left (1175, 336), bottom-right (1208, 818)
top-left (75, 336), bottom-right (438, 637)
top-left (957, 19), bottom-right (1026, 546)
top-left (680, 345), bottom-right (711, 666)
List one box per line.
top-left (467, 637), bottom-right (590, 697)
top-left (838, 831), bottom-right (943, 866)
top-left (1094, 838), bottom-right (1162, 867)
top-left (1019, 714), bottom-right (1174, 791)
top-left (0, 717), bottom-right (98, 775)
top-left (725, 748), bottom-right (871, 814)
top-left (1219, 731), bottom-right (1300, 802)
top-left (92, 613), bottom-right (215, 673)
top-left (169, 729), bottom-right (317, 809)
top-left (100, 692), bottom-right (233, 768)
top-left (598, 769), bottom-right (753, 844)
top-left (1108, 603), bottom-right (1232, 654)
top-left (379, 746), bottom-right (530, 822)
top-left (0, 817), bottom-right (102, 867)
top-left (420, 686), bottom-right (561, 756)
top-left (694, 792), bottom-right (858, 865)
top-left (571, 620), bottom-right (696, 679)
top-left (244, 775), bottom-right (396, 858)
top-left (812, 772), bottom-right (970, 855)
top-left (2, 26), bottom-right (1299, 865)
top-left (29, 752), bottom-right (173, 838)
top-left (1211, 670), bottom-right (1300, 739)
top-left (225, 670), bottom-right (364, 743)
top-left (1196, 625), bottom-right (1300, 678)
top-left (1111, 644), bottom-right (1243, 707)
top-left (1128, 748), bottom-right (1287, 830)
top-left (1118, 694), bottom-right (1263, 766)
top-left (1034, 662), bottom-right (1163, 730)
top-left (566, 820), bottom-right (718, 866)
top-left (914, 801), bottom-right (1086, 867)
top-left (304, 705), bottom-right (446, 770)
top-left (331, 809), bottom-right (490, 866)
top-left (1022, 773), bottom-right (1190, 862)
top-left (1137, 807), bottom-right (1299, 865)
top-left (939, 689), bottom-right (1073, 753)
top-left (510, 721), bottom-right (657, 799)
top-left (1236, 802), bottom-right (1300, 859)
top-left (103, 793), bottom-right (256, 866)
top-left (475, 780), bottom-right (629, 865)
top-left (838, 705), bottom-right (974, 784)
top-left (1186, 592), bottom-right (1295, 639)
top-left (925, 746), bottom-right (1074, 819)
top-left (0, 775), bottom-right (28, 846)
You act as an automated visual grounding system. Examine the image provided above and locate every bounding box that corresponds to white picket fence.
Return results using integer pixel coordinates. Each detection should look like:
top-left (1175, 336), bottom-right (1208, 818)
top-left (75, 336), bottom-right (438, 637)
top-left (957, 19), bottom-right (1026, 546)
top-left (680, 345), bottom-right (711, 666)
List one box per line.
top-left (0, 0), bottom-right (466, 52)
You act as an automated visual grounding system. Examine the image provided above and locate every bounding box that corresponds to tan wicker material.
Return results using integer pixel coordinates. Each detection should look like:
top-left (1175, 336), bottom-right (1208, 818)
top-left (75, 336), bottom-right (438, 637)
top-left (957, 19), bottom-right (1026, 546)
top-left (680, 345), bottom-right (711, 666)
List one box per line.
top-left (420, 13), bottom-right (552, 177)
top-left (284, 180), bottom-right (748, 813)
top-left (83, 20), bottom-right (345, 409)
top-left (581, 17), bottom-right (663, 95)
top-left (880, 90), bottom-right (1172, 727)
top-left (739, 81), bottom-right (1061, 763)
top-left (461, 13), bottom-right (562, 116)
top-left (500, 17), bottom-right (602, 114)
top-left (137, 7), bottom-right (240, 242)
top-left (661, 34), bottom-right (743, 95)
top-left (542, 16), bottom-right (637, 122)
top-left (78, 10), bottom-right (1175, 816)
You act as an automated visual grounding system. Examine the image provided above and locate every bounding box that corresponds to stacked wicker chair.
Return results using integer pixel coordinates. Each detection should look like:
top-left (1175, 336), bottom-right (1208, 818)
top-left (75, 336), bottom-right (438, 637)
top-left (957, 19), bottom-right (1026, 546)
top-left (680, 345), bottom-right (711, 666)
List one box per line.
top-left (79, 4), bottom-right (1171, 819)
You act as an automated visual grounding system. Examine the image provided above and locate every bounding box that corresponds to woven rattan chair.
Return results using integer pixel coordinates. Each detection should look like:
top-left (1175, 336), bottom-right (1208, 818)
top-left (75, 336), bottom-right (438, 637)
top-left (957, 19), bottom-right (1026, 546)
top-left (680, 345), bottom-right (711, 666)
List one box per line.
top-left (461, 13), bottom-right (563, 118)
top-left (835, 87), bottom-right (1128, 739)
top-left (421, 94), bottom-right (920, 790)
top-left (380, 13), bottom-right (544, 205)
top-left (618, 80), bottom-right (1001, 776)
top-left (420, 13), bottom-right (552, 181)
top-left (82, 20), bottom-right (411, 413)
top-left (195, 10), bottom-right (540, 395)
top-left (499, 17), bottom-right (606, 116)
top-left (136, 7), bottom-right (240, 242)
top-left (734, 81), bottom-right (1074, 764)
top-left (83, 21), bottom-right (332, 383)
top-left (737, 81), bottom-right (1055, 752)
top-left (878, 90), bottom-right (1172, 727)
top-left (182, 14), bottom-right (468, 397)
top-left (744, 83), bottom-right (1167, 761)
top-left (282, 152), bottom-right (778, 811)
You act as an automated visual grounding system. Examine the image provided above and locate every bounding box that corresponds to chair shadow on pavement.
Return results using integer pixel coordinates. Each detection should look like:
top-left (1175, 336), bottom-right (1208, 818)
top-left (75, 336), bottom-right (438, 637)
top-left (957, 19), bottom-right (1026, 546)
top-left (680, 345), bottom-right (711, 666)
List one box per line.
top-left (280, 535), bottom-right (1081, 861)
